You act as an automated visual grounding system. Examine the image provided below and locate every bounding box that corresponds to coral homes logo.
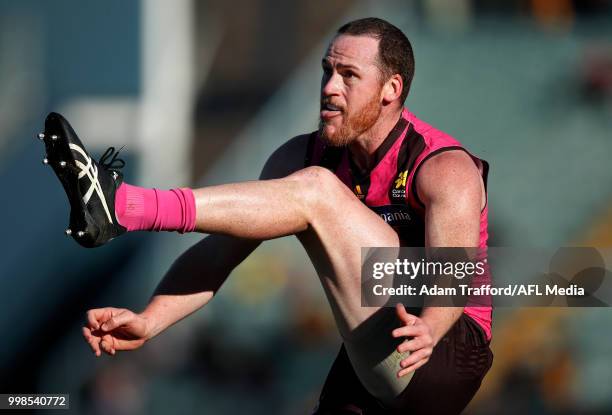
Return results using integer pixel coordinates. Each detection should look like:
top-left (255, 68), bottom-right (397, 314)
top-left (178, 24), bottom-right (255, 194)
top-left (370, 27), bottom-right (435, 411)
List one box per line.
top-left (392, 170), bottom-right (408, 200)
top-left (395, 170), bottom-right (407, 189)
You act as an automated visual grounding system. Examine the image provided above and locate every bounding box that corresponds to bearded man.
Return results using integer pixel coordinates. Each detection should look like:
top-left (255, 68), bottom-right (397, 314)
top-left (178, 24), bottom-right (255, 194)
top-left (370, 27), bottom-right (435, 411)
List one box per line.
top-left (40, 17), bottom-right (493, 414)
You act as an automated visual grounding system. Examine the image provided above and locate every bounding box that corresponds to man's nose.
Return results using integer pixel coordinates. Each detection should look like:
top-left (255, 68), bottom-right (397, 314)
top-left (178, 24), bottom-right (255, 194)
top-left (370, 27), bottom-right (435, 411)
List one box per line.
top-left (321, 72), bottom-right (342, 97)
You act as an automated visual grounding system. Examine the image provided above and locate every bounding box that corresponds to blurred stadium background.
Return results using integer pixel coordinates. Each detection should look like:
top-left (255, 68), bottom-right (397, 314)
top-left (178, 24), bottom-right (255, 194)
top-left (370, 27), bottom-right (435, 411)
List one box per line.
top-left (1, 0), bottom-right (612, 413)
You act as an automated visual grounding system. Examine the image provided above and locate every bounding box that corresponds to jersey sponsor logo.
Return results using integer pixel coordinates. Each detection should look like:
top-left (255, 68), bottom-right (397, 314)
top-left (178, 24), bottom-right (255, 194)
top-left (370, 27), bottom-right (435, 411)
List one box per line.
top-left (394, 170), bottom-right (407, 189)
top-left (370, 204), bottom-right (412, 227)
top-left (392, 170), bottom-right (408, 200)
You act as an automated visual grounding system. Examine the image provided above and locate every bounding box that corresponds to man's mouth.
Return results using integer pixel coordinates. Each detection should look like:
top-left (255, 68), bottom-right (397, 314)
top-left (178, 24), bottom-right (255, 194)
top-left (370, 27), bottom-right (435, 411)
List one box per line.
top-left (320, 102), bottom-right (343, 119)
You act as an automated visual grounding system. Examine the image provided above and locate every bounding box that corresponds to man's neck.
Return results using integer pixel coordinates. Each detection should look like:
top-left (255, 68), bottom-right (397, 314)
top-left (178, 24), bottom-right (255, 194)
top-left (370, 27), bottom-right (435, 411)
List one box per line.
top-left (348, 106), bottom-right (403, 171)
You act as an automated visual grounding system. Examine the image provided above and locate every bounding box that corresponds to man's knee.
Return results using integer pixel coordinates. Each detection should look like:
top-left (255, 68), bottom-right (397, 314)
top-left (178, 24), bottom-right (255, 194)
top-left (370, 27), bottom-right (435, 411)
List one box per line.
top-left (289, 166), bottom-right (351, 210)
top-left (289, 166), bottom-right (398, 246)
top-left (291, 166), bottom-right (342, 187)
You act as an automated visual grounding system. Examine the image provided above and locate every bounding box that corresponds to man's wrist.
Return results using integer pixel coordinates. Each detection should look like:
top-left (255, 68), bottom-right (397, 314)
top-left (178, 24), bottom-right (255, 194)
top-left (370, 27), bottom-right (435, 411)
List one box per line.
top-left (420, 307), bottom-right (463, 346)
top-left (419, 314), bottom-right (443, 346)
top-left (139, 308), bottom-right (160, 340)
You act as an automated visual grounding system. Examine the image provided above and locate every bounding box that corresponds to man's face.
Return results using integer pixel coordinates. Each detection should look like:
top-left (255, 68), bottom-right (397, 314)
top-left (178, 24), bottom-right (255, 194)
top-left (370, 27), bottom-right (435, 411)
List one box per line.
top-left (319, 34), bottom-right (385, 146)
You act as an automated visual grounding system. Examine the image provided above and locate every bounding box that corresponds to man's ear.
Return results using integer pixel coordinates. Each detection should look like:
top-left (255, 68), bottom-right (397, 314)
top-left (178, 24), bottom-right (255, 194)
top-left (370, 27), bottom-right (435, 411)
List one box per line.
top-left (381, 74), bottom-right (403, 105)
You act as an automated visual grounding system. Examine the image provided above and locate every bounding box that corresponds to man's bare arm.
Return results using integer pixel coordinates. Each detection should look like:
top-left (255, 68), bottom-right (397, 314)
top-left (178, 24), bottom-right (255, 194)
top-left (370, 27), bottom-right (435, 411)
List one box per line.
top-left (393, 149), bottom-right (484, 376)
top-left (83, 135), bottom-right (310, 354)
top-left (141, 134), bottom-right (312, 338)
top-left (140, 235), bottom-right (261, 338)
top-left (420, 150), bottom-right (484, 342)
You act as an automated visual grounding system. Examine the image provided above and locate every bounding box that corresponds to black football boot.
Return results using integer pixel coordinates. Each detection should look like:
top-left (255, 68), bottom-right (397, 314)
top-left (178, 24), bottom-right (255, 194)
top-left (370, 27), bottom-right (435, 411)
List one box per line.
top-left (38, 112), bottom-right (127, 247)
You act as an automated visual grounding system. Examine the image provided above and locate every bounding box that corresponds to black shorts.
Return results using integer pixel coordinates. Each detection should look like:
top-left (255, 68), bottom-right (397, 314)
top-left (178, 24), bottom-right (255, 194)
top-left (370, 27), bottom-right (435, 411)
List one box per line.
top-left (313, 313), bottom-right (493, 415)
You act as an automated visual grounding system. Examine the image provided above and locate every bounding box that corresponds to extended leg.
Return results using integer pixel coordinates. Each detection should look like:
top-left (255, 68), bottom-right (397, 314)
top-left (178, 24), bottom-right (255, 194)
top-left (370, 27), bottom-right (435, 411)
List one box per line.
top-left (192, 166), bottom-right (399, 332)
top-left (191, 166), bottom-right (412, 404)
top-left (40, 113), bottom-right (410, 403)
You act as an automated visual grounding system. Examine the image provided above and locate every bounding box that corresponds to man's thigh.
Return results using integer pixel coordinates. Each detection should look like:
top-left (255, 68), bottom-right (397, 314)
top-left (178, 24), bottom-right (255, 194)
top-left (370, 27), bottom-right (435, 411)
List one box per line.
top-left (314, 314), bottom-right (493, 415)
top-left (294, 169), bottom-right (399, 336)
top-left (389, 313), bottom-right (493, 413)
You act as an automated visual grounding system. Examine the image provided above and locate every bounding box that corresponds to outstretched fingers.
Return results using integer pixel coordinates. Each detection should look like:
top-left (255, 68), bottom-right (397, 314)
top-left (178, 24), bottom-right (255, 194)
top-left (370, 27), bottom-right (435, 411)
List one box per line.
top-left (398, 348), bottom-right (431, 377)
top-left (392, 303), bottom-right (435, 377)
top-left (395, 303), bottom-right (417, 325)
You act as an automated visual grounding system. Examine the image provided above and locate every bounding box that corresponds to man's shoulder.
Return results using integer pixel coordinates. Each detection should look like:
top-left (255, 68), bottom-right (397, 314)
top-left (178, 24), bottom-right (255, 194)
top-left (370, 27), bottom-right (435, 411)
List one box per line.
top-left (407, 110), bottom-right (463, 151)
top-left (260, 132), bottom-right (317, 179)
top-left (415, 150), bottom-right (484, 207)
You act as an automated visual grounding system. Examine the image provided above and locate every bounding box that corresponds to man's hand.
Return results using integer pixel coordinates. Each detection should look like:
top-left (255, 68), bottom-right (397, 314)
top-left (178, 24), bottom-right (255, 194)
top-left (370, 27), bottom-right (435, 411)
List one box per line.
top-left (391, 303), bottom-right (435, 378)
top-left (82, 307), bottom-right (151, 357)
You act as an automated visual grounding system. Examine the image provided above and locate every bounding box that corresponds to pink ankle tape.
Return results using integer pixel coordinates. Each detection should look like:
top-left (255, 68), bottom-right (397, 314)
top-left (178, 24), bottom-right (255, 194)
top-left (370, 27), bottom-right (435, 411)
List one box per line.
top-left (116, 183), bottom-right (196, 233)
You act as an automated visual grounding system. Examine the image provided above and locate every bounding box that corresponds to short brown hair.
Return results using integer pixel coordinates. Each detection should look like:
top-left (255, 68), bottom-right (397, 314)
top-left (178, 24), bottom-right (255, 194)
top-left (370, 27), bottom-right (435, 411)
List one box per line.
top-left (337, 17), bottom-right (414, 104)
